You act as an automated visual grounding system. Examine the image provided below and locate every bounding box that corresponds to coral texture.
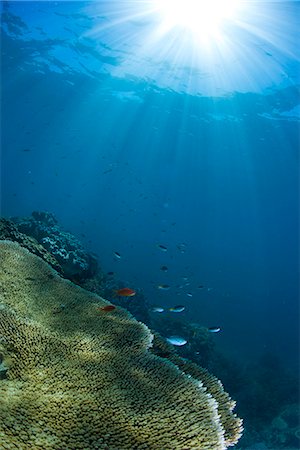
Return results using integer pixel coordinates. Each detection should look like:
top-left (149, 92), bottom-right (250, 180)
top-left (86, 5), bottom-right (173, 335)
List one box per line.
top-left (0, 218), bottom-right (62, 273)
top-left (0, 240), bottom-right (242, 449)
top-left (151, 333), bottom-right (243, 447)
top-left (12, 211), bottom-right (98, 279)
top-left (265, 403), bottom-right (300, 448)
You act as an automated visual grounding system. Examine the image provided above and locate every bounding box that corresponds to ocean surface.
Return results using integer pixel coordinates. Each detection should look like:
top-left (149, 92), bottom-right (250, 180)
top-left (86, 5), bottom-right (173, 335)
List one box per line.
top-left (1, 1), bottom-right (299, 448)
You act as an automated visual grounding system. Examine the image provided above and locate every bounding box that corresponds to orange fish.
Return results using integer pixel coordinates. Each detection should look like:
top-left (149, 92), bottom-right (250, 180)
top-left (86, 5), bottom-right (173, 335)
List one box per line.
top-left (114, 288), bottom-right (136, 297)
top-left (98, 305), bottom-right (116, 312)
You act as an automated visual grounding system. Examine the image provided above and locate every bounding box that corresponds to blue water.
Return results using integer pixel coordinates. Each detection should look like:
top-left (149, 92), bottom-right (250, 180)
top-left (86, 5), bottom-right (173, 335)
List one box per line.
top-left (1, 1), bottom-right (299, 446)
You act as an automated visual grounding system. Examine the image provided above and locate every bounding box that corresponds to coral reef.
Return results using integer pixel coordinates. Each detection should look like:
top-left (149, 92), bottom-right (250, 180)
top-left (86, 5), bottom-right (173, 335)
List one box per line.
top-left (97, 277), bottom-right (151, 325)
top-left (0, 240), bottom-right (242, 449)
top-left (0, 218), bottom-right (62, 273)
top-left (12, 211), bottom-right (98, 280)
top-left (3, 212), bottom-right (151, 325)
top-left (81, 273), bottom-right (152, 324)
top-left (221, 352), bottom-right (300, 449)
top-left (263, 403), bottom-right (300, 448)
top-left (153, 315), bottom-right (216, 368)
top-left (151, 332), bottom-right (243, 448)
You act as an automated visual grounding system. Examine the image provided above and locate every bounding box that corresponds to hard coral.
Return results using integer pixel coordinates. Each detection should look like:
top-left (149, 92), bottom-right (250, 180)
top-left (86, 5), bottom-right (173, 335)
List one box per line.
top-left (12, 211), bottom-right (98, 280)
top-left (0, 218), bottom-right (62, 273)
top-left (151, 332), bottom-right (243, 448)
top-left (0, 241), bottom-right (243, 449)
top-left (265, 404), bottom-right (300, 448)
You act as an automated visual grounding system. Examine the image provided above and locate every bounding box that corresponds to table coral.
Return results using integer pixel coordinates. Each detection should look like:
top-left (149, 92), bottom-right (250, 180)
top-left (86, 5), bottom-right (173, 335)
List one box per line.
top-left (0, 240), bottom-right (243, 450)
top-left (151, 332), bottom-right (243, 447)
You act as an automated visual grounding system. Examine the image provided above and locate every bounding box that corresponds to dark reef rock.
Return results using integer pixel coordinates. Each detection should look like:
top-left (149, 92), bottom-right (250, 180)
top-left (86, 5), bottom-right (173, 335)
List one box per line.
top-left (31, 210), bottom-right (58, 227)
top-left (0, 218), bottom-right (62, 273)
top-left (11, 212), bottom-right (98, 280)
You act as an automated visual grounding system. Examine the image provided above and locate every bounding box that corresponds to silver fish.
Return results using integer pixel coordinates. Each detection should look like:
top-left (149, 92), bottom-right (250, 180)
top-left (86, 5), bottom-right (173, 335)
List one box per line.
top-left (151, 306), bottom-right (164, 313)
top-left (166, 336), bottom-right (187, 346)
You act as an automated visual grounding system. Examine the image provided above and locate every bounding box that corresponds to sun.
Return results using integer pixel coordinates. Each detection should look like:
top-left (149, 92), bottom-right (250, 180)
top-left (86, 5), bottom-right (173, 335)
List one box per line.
top-left (154, 0), bottom-right (240, 38)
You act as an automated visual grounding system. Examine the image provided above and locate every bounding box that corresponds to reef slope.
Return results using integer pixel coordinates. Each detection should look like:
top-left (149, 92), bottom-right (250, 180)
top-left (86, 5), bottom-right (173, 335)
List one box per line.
top-left (0, 240), bottom-right (242, 449)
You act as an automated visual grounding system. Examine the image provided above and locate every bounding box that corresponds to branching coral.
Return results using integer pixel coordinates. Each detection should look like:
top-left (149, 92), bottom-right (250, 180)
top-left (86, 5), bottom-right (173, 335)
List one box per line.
top-left (0, 240), bottom-right (242, 449)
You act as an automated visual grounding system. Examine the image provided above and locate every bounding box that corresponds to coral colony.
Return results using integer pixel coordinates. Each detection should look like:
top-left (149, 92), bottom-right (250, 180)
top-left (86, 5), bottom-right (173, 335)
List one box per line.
top-left (0, 237), bottom-right (242, 449)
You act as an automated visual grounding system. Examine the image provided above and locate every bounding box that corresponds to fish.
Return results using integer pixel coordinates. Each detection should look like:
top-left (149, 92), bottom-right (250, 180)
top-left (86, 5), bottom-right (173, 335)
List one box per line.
top-left (186, 293), bottom-right (193, 297)
top-left (98, 305), bottom-right (116, 312)
top-left (166, 336), bottom-right (187, 346)
top-left (197, 285), bottom-right (204, 289)
top-left (177, 243), bottom-right (187, 253)
top-left (157, 244), bottom-right (167, 252)
top-left (208, 327), bottom-right (221, 333)
top-left (169, 305), bottom-right (185, 313)
top-left (151, 306), bottom-right (165, 313)
top-left (114, 251), bottom-right (122, 259)
top-left (107, 272), bottom-right (115, 276)
top-left (114, 288), bottom-right (136, 297)
top-left (157, 284), bottom-right (170, 290)
top-left (160, 265), bottom-right (168, 272)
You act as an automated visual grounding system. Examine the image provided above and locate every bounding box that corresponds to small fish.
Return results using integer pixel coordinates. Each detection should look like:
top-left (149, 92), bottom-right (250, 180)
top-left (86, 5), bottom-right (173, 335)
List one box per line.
top-left (151, 306), bottom-right (164, 313)
top-left (160, 265), bottom-right (168, 272)
top-left (98, 305), bottom-right (116, 312)
top-left (157, 244), bottom-right (167, 252)
top-left (166, 336), bottom-right (187, 346)
top-left (177, 243), bottom-right (187, 253)
top-left (114, 288), bottom-right (136, 297)
top-left (208, 327), bottom-right (221, 333)
top-left (198, 285), bottom-right (204, 289)
top-left (114, 251), bottom-right (122, 259)
top-left (169, 305), bottom-right (185, 313)
top-left (107, 272), bottom-right (115, 276)
top-left (186, 293), bottom-right (193, 297)
top-left (157, 284), bottom-right (170, 290)
top-left (25, 277), bottom-right (36, 282)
